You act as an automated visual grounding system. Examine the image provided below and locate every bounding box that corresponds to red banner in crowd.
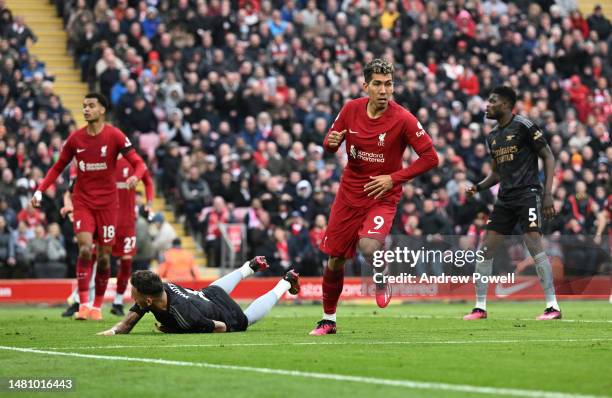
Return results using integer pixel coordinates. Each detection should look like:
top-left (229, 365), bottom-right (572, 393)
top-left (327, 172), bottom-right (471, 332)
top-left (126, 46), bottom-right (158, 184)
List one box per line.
top-left (226, 224), bottom-right (243, 253)
top-left (0, 276), bottom-right (609, 304)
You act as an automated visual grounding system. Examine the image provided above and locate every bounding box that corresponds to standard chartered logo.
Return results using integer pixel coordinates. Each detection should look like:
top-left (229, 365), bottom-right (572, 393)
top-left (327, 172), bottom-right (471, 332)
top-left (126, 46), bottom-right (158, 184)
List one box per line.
top-left (78, 161), bottom-right (108, 172)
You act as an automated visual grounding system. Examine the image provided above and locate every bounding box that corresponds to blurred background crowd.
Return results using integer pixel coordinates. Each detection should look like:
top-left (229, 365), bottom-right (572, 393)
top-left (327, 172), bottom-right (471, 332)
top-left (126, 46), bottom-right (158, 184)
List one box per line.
top-left (0, 0), bottom-right (609, 279)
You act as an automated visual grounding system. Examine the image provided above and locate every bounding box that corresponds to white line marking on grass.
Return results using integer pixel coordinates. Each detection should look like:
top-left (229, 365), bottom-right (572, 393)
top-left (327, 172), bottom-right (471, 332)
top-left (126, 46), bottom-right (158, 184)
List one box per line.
top-left (268, 315), bottom-right (612, 323)
top-left (0, 345), bottom-right (607, 398)
top-left (41, 337), bottom-right (612, 351)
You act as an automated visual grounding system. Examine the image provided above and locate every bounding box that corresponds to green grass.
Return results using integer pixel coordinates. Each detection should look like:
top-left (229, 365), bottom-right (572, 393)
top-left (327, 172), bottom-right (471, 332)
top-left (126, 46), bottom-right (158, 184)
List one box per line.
top-left (1, 301), bottom-right (611, 398)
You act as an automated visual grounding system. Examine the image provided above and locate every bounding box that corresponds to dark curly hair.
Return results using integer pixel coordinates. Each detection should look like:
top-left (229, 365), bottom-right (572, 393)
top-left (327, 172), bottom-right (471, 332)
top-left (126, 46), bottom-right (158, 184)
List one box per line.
top-left (363, 59), bottom-right (395, 83)
top-left (131, 270), bottom-right (163, 296)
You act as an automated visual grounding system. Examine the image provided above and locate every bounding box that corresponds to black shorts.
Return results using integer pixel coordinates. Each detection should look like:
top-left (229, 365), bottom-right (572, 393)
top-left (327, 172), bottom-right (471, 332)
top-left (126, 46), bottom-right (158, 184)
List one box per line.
top-left (202, 285), bottom-right (249, 332)
top-left (487, 194), bottom-right (542, 235)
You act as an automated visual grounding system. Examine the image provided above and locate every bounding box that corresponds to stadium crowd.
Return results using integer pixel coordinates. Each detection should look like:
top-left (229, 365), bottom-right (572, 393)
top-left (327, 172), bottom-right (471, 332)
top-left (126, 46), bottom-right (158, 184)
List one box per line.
top-left (0, 0), bottom-right (610, 279)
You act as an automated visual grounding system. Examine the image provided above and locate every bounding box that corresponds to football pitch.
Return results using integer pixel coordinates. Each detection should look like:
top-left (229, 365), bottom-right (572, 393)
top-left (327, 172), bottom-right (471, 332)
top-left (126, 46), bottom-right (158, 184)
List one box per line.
top-left (1, 301), bottom-right (611, 398)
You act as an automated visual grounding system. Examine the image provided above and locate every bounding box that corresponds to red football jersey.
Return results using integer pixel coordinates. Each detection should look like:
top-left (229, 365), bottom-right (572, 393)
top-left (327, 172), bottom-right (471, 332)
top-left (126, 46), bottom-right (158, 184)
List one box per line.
top-left (326, 97), bottom-right (433, 207)
top-left (44, 124), bottom-right (134, 209)
top-left (115, 157), bottom-right (154, 227)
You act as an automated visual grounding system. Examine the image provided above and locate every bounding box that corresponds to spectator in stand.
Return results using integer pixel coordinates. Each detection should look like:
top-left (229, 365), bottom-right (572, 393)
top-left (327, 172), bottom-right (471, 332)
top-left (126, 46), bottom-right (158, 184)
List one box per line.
top-left (151, 212), bottom-right (177, 261)
top-left (157, 238), bottom-right (200, 280)
top-left (181, 165), bottom-right (212, 234)
top-left (0, 214), bottom-right (17, 278)
top-left (133, 209), bottom-right (154, 272)
top-left (201, 196), bottom-right (231, 268)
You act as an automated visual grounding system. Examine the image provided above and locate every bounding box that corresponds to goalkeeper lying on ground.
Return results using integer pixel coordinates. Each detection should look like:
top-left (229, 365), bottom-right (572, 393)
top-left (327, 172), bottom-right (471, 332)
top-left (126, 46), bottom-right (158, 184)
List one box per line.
top-left (97, 257), bottom-right (299, 335)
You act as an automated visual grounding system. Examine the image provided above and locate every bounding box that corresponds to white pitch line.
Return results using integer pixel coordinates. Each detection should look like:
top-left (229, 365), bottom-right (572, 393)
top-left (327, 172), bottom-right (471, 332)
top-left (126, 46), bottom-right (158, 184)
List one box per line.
top-left (0, 345), bottom-right (607, 398)
top-left (40, 337), bottom-right (612, 351)
top-left (266, 314), bottom-right (612, 323)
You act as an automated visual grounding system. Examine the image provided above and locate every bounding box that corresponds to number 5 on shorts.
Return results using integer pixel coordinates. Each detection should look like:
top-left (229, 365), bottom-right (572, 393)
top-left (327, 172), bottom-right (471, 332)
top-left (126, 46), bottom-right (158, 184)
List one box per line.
top-left (528, 208), bottom-right (537, 222)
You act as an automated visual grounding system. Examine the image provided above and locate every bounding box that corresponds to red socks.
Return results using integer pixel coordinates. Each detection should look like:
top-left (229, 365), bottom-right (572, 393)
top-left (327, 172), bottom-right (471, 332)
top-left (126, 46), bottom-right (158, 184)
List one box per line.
top-left (76, 255), bottom-right (95, 305)
top-left (322, 265), bottom-right (344, 315)
top-left (115, 258), bottom-right (133, 296)
top-left (93, 263), bottom-right (110, 308)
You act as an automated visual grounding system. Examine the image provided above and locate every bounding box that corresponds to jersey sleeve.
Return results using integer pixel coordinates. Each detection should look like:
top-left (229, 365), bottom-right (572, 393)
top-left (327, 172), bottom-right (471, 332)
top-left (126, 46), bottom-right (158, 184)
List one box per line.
top-left (389, 113), bottom-right (438, 185)
top-left (524, 122), bottom-right (547, 152)
top-left (116, 128), bottom-right (146, 179)
top-left (191, 316), bottom-right (216, 333)
top-left (37, 136), bottom-right (75, 192)
top-left (129, 304), bottom-right (148, 316)
top-left (323, 104), bottom-right (348, 153)
top-left (124, 149), bottom-right (147, 179)
top-left (402, 112), bottom-right (433, 153)
top-left (114, 127), bottom-right (135, 155)
top-left (141, 169), bottom-right (155, 203)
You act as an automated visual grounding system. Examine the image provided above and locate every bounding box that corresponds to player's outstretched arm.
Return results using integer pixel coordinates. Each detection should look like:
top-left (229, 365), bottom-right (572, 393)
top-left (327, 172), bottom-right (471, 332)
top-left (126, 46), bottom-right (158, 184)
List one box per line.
top-left (97, 310), bottom-right (144, 336)
top-left (142, 169), bottom-right (155, 209)
top-left (195, 317), bottom-right (227, 333)
top-left (388, 144), bottom-right (439, 185)
top-left (537, 145), bottom-right (556, 219)
top-left (469, 159), bottom-right (500, 197)
top-left (31, 144), bottom-right (75, 207)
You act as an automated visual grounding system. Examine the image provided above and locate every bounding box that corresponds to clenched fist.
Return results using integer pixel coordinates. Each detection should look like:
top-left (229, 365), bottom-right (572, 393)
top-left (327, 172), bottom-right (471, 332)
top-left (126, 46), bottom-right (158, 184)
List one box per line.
top-left (327, 129), bottom-right (346, 149)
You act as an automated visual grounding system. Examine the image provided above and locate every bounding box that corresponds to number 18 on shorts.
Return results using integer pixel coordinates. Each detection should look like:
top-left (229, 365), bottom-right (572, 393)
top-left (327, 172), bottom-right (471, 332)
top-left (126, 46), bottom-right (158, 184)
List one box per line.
top-left (73, 207), bottom-right (118, 246)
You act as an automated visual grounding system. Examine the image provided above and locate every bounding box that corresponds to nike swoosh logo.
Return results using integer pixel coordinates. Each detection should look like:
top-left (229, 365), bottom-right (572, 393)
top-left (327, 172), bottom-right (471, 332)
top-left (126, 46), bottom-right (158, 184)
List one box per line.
top-left (77, 149), bottom-right (86, 153)
top-left (367, 230), bottom-right (381, 234)
top-left (349, 129), bottom-right (360, 134)
top-left (494, 280), bottom-right (535, 297)
top-left (103, 238), bottom-right (113, 243)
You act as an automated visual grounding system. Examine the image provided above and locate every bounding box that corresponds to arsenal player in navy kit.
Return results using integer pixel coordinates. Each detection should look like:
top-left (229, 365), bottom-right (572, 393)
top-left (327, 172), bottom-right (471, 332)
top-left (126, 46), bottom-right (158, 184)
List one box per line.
top-left (463, 86), bottom-right (561, 321)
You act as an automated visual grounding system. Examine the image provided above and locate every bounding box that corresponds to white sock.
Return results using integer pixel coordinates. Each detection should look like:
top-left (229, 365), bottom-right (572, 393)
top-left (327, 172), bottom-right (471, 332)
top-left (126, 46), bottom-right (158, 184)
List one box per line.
top-left (80, 302), bottom-right (90, 309)
top-left (240, 261), bottom-right (255, 278)
top-left (113, 294), bottom-right (124, 306)
top-left (92, 306), bottom-right (101, 311)
top-left (272, 279), bottom-right (291, 300)
top-left (322, 313), bottom-right (336, 322)
top-left (70, 289), bottom-right (79, 304)
top-left (475, 258), bottom-right (493, 310)
top-left (533, 252), bottom-right (559, 311)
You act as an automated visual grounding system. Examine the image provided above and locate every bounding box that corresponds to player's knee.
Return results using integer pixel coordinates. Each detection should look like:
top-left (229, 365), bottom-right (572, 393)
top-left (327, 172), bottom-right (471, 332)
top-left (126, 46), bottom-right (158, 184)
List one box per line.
top-left (523, 233), bottom-right (543, 256)
top-left (358, 239), bottom-right (381, 260)
top-left (328, 257), bottom-right (345, 271)
top-left (481, 244), bottom-right (494, 259)
top-left (78, 246), bottom-right (92, 260)
top-left (97, 255), bottom-right (111, 271)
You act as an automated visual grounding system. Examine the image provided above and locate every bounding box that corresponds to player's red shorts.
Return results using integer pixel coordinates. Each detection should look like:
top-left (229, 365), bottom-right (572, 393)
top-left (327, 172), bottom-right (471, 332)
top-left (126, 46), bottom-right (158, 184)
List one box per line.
top-left (73, 206), bottom-right (118, 246)
top-left (320, 199), bottom-right (396, 259)
top-left (112, 223), bottom-right (136, 257)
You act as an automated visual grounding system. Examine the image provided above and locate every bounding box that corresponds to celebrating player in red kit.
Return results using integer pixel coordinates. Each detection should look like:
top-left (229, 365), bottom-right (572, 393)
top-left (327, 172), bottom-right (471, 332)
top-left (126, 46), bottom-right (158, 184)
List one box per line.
top-left (31, 93), bottom-right (146, 321)
top-left (310, 59), bottom-right (439, 335)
